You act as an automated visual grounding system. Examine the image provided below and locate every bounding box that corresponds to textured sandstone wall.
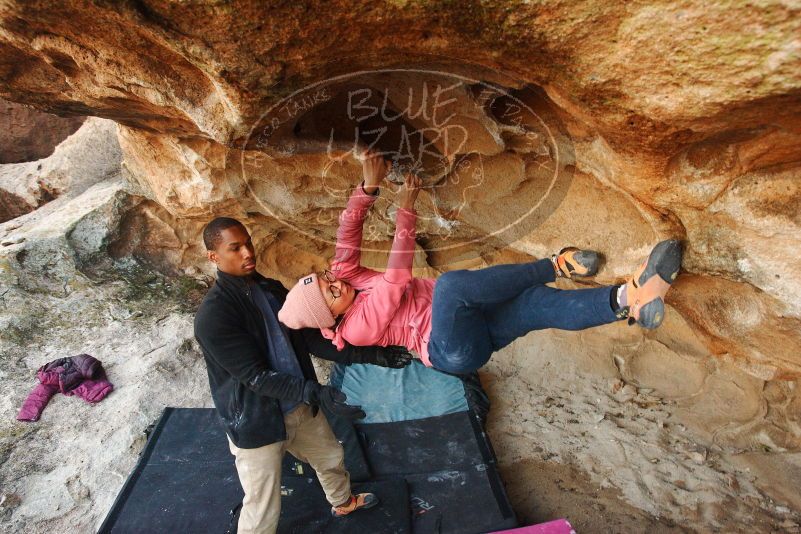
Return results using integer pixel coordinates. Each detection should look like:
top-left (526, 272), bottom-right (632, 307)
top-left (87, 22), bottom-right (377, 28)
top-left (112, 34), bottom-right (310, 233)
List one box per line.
top-left (0, 117), bottom-right (121, 223)
top-left (1, 0), bottom-right (800, 474)
top-left (0, 99), bottom-right (86, 221)
top-left (0, 99), bottom-right (84, 164)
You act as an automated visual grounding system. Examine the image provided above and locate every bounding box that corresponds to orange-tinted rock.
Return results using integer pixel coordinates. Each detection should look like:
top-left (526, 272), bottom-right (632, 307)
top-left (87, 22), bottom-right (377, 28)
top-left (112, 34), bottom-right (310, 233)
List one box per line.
top-left (670, 274), bottom-right (801, 379)
top-left (0, 1), bottom-right (792, 381)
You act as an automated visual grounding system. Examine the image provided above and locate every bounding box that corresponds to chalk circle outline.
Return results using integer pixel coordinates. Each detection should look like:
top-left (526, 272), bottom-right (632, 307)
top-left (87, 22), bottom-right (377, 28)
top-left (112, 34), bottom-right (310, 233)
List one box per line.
top-left (239, 68), bottom-right (571, 255)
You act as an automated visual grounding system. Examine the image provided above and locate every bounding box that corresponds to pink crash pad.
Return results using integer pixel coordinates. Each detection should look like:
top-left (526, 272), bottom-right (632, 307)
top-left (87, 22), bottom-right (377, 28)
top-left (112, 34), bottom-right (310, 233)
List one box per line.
top-left (490, 518), bottom-right (576, 534)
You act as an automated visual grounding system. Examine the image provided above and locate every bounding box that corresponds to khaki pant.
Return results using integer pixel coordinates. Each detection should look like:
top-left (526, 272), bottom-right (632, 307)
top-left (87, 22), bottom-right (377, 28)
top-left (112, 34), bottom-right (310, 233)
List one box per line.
top-left (228, 404), bottom-right (351, 534)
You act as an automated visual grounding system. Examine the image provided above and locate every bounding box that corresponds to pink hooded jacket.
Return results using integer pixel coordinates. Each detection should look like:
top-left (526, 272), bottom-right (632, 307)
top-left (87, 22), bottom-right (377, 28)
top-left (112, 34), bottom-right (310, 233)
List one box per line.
top-left (17, 354), bottom-right (114, 422)
top-left (322, 185), bottom-right (436, 366)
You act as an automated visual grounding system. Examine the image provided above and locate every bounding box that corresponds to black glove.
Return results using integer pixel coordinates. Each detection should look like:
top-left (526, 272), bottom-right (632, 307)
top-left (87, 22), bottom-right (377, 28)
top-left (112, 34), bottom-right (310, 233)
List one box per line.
top-left (349, 345), bottom-right (414, 369)
top-left (302, 382), bottom-right (366, 420)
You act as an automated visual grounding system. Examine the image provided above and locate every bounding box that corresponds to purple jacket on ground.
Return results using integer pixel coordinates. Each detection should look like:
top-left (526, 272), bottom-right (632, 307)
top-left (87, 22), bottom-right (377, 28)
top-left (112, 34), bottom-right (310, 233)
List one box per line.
top-left (17, 354), bottom-right (113, 422)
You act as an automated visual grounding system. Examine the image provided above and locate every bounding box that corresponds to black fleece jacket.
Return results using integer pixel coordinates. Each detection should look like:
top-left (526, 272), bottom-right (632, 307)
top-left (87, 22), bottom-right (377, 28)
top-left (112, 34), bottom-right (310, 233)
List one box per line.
top-left (194, 270), bottom-right (374, 448)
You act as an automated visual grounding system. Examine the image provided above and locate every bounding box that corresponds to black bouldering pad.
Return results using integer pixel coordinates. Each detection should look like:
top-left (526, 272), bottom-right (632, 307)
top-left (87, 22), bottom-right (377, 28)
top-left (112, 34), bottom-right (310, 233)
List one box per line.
top-left (98, 408), bottom-right (408, 534)
top-left (356, 411), bottom-right (493, 477)
top-left (406, 468), bottom-right (515, 533)
top-left (98, 408), bottom-right (241, 534)
top-left (101, 363), bottom-right (516, 534)
top-left (356, 411), bottom-right (515, 534)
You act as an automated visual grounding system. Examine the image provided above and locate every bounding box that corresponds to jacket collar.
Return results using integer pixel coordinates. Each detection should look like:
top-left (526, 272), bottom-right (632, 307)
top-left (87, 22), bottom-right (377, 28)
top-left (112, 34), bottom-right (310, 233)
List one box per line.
top-left (216, 269), bottom-right (266, 291)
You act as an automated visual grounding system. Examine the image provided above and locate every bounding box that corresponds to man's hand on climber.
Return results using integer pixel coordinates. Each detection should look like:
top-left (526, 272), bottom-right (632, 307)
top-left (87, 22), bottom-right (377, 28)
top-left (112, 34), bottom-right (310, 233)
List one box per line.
top-left (348, 345), bottom-right (414, 369)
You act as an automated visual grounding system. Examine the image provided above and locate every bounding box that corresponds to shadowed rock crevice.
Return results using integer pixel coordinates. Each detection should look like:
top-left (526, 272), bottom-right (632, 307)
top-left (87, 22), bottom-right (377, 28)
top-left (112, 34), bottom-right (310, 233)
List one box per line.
top-left (0, 99), bottom-right (84, 164)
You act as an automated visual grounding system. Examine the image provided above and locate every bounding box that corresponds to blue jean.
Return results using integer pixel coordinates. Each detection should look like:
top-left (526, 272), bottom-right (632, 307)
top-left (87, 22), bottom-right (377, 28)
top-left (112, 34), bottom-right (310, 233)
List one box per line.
top-left (427, 259), bottom-right (620, 374)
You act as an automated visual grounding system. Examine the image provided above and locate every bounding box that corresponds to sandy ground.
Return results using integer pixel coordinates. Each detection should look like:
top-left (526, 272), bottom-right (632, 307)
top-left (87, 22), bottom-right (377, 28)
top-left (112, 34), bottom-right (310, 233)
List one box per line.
top-left (483, 330), bottom-right (801, 533)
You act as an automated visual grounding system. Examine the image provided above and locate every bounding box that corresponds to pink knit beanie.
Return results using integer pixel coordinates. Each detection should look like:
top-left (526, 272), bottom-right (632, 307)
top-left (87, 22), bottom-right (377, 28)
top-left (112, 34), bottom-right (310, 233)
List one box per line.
top-left (278, 273), bottom-right (335, 330)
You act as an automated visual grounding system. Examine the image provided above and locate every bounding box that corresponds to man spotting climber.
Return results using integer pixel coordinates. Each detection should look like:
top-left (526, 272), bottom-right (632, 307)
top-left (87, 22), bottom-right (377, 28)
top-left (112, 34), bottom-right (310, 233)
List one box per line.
top-left (193, 218), bottom-right (413, 534)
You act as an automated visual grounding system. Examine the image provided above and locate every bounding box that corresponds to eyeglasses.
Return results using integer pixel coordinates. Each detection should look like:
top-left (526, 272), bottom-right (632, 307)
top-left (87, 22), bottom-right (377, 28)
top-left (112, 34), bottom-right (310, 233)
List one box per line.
top-left (321, 269), bottom-right (341, 301)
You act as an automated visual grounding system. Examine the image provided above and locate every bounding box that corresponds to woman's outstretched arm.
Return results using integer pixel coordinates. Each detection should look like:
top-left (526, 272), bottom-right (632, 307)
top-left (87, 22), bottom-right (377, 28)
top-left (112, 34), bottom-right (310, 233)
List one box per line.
top-left (338, 174), bottom-right (422, 347)
top-left (329, 151), bottom-right (389, 284)
top-left (383, 173), bottom-right (421, 285)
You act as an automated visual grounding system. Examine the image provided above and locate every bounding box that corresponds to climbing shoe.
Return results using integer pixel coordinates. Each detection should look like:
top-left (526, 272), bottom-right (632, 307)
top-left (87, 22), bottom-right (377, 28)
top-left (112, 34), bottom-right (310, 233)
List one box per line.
top-left (331, 493), bottom-right (379, 517)
top-left (552, 247), bottom-right (601, 278)
top-left (622, 239), bottom-right (683, 329)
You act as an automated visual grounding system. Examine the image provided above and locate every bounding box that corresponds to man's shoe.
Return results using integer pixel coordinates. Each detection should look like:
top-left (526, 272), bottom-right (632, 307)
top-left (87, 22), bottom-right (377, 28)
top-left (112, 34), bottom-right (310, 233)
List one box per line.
top-left (331, 493), bottom-right (379, 517)
top-left (623, 239), bottom-right (682, 329)
top-left (553, 247), bottom-right (601, 278)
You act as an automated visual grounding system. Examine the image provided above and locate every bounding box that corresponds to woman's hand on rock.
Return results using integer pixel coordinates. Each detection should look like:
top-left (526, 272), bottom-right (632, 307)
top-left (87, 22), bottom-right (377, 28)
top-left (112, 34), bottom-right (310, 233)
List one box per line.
top-left (397, 173), bottom-right (422, 210)
top-left (360, 149), bottom-right (389, 194)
